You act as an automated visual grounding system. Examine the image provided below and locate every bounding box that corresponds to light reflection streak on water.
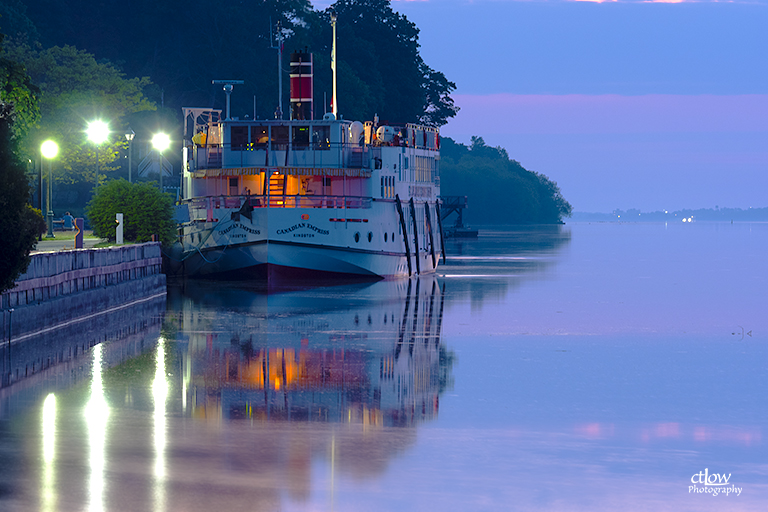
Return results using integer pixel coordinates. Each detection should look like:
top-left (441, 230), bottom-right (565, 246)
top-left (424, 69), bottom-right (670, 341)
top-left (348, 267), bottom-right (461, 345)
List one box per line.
top-left (182, 348), bottom-right (189, 412)
top-left (447, 256), bottom-right (544, 261)
top-left (330, 434), bottom-right (336, 512)
top-left (442, 274), bottom-right (521, 278)
top-left (84, 344), bottom-right (109, 512)
top-left (41, 393), bottom-right (56, 512)
top-left (152, 338), bottom-right (168, 511)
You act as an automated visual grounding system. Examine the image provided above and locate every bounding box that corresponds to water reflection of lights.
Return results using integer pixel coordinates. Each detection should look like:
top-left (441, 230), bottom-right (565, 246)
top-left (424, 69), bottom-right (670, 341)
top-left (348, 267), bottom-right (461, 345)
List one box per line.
top-left (42, 393), bottom-right (56, 512)
top-left (84, 344), bottom-right (109, 512)
top-left (152, 339), bottom-right (169, 510)
top-left (447, 256), bottom-right (542, 261)
top-left (442, 274), bottom-right (522, 278)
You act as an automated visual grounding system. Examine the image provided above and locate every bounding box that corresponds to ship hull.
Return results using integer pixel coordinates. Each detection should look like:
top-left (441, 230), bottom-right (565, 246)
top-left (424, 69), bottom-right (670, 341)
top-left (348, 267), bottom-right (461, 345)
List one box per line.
top-left (174, 202), bottom-right (440, 279)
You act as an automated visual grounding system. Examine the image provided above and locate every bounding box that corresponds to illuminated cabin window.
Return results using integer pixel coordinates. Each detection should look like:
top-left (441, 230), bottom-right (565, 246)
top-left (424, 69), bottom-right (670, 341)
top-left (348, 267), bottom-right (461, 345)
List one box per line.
top-left (251, 126), bottom-right (268, 148)
top-left (231, 126), bottom-right (248, 150)
top-left (292, 126), bottom-right (310, 149)
top-left (313, 126), bottom-right (330, 150)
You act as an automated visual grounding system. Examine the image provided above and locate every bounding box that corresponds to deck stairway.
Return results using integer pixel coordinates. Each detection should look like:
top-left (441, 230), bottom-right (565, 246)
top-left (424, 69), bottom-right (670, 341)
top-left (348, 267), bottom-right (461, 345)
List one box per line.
top-left (269, 174), bottom-right (286, 207)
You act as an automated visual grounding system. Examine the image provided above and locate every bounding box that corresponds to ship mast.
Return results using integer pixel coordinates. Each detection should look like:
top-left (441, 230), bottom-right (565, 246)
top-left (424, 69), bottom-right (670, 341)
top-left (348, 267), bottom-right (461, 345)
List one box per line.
top-left (272, 20), bottom-right (285, 119)
top-left (331, 12), bottom-right (338, 118)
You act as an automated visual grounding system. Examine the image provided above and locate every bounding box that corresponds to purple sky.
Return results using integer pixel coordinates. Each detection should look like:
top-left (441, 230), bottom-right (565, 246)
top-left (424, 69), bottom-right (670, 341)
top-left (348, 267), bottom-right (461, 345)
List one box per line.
top-left (316, 0), bottom-right (768, 212)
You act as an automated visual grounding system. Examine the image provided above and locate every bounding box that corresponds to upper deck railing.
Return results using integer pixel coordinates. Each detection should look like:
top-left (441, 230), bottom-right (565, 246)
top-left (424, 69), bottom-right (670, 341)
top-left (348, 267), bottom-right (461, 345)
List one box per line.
top-left (183, 194), bottom-right (373, 222)
top-left (189, 141), bottom-right (373, 172)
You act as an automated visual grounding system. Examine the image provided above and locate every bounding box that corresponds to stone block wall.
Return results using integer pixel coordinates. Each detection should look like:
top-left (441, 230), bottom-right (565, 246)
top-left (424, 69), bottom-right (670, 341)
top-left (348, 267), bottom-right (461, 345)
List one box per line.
top-left (0, 243), bottom-right (166, 340)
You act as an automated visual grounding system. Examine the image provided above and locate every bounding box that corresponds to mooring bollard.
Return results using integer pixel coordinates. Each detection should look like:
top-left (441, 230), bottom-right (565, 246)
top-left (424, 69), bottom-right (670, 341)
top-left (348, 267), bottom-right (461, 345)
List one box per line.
top-left (75, 218), bottom-right (84, 249)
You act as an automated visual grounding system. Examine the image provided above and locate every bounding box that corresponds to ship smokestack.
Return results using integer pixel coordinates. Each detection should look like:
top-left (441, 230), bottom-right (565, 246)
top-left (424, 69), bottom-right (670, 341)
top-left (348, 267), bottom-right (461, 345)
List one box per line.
top-left (290, 50), bottom-right (313, 120)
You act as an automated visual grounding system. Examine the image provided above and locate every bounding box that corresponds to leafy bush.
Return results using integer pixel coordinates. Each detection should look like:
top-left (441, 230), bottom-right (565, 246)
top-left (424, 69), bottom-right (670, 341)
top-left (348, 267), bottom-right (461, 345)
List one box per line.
top-left (0, 204), bottom-right (46, 294)
top-left (87, 180), bottom-right (176, 245)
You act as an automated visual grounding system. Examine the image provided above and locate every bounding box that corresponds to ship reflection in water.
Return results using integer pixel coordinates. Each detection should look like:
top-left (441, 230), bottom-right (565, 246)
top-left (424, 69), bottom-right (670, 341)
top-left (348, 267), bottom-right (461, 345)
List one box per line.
top-left (171, 277), bottom-right (452, 430)
top-left (160, 277), bottom-right (454, 509)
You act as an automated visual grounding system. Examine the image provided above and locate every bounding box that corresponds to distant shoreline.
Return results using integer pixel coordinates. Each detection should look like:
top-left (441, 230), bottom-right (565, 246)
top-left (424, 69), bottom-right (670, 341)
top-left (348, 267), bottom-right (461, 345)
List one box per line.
top-left (572, 207), bottom-right (768, 223)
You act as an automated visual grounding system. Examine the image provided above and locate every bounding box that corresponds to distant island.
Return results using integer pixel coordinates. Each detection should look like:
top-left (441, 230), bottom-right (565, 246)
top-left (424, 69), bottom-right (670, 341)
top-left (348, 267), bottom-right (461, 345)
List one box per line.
top-left (572, 207), bottom-right (768, 222)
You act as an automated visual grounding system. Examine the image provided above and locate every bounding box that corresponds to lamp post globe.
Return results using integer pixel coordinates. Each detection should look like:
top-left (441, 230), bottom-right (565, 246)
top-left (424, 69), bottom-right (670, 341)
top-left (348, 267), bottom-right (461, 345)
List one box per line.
top-left (152, 133), bottom-right (171, 191)
top-left (86, 120), bottom-right (110, 190)
top-left (40, 140), bottom-right (59, 238)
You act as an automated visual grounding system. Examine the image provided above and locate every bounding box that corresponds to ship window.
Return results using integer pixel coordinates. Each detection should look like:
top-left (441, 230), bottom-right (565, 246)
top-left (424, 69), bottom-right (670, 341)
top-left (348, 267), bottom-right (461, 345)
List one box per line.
top-left (313, 126), bottom-right (330, 150)
top-left (271, 126), bottom-right (288, 150)
top-left (251, 126), bottom-right (268, 148)
top-left (292, 126), bottom-right (310, 149)
top-left (231, 126), bottom-right (248, 150)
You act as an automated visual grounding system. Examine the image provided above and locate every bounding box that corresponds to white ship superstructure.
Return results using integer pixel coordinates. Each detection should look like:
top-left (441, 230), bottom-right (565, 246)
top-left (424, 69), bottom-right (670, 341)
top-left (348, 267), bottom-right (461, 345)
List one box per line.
top-left (174, 50), bottom-right (445, 280)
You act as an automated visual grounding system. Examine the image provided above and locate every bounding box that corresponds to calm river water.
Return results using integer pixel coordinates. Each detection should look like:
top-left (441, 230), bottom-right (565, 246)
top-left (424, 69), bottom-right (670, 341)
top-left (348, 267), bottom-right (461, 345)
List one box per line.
top-left (1, 222), bottom-right (767, 511)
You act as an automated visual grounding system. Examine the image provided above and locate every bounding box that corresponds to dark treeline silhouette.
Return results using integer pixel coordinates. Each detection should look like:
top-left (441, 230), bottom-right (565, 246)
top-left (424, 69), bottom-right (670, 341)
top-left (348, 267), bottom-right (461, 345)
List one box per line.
top-left (10, 0), bottom-right (457, 127)
top-left (440, 137), bottom-right (572, 224)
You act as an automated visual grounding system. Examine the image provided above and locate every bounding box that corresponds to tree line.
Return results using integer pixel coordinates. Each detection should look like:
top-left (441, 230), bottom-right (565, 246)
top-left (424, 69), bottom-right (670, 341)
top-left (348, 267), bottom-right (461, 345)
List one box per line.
top-left (1, 0), bottom-right (458, 191)
top-left (440, 137), bottom-right (572, 225)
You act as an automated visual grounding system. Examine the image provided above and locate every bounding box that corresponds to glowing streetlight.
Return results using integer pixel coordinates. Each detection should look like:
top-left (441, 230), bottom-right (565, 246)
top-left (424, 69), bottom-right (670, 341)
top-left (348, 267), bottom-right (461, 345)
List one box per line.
top-left (152, 133), bottom-right (171, 191)
top-left (41, 140), bottom-right (59, 238)
top-left (87, 120), bottom-right (110, 190)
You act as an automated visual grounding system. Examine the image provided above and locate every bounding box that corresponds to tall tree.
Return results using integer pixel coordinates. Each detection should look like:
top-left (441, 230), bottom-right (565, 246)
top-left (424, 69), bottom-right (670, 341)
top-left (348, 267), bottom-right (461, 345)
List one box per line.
top-left (324, 0), bottom-right (458, 125)
top-left (20, 0), bottom-right (457, 126)
top-left (0, 32), bottom-right (45, 294)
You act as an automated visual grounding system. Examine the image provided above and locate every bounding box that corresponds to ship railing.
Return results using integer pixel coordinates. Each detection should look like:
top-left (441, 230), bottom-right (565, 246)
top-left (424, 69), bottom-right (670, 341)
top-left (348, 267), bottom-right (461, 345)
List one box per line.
top-left (184, 195), bottom-right (372, 221)
top-left (189, 142), bottom-right (373, 171)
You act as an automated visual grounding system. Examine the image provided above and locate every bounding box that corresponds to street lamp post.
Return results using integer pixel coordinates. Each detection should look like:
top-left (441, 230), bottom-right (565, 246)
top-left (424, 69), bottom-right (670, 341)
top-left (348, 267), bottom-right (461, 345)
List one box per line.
top-left (38, 155), bottom-right (43, 241)
top-left (41, 140), bottom-right (58, 238)
top-left (87, 120), bottom-right (109, 191)
top-left (152, 133), bottom-right (171, 192)
top-left (125, 129), bottom-right (135, 183)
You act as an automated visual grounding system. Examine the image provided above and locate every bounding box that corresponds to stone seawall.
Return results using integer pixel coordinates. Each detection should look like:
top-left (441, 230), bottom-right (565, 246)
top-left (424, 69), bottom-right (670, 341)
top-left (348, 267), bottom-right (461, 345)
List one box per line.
top-left (0, 243), bottom-right (166, 341)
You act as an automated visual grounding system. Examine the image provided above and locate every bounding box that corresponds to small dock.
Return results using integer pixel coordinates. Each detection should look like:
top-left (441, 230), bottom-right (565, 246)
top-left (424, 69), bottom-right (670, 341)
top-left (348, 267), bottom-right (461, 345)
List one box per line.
top-left (439, 196), bottom-right (478, 238)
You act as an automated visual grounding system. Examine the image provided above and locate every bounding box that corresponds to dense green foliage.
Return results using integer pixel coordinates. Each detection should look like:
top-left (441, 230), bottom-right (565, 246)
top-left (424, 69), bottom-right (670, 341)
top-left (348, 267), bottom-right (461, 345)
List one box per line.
top-left (0, 104), bottom-right (45, 294)
top-left (2, 41), bottom-right (156, 184)
top-left (0, 31), bottom-right (46, 294)
top-left (0, 34), bottom-right (39, 139)
top-left (87, 180), bottom-right (176, 246)
top-left (17, 0), bottom-right (457, 126)
top-left (440, 137), bottom-right (572, 224)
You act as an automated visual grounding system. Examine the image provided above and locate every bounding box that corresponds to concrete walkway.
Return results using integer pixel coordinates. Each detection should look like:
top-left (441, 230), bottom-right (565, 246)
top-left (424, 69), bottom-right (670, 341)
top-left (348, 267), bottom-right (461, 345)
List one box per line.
top-left (32, 236), bottom-right (107, 253)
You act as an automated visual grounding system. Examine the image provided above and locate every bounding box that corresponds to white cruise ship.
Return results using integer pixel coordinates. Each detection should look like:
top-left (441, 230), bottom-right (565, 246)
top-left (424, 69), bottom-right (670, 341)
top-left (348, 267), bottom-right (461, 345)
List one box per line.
top-left (173, 47), bottom-right (445, 280)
